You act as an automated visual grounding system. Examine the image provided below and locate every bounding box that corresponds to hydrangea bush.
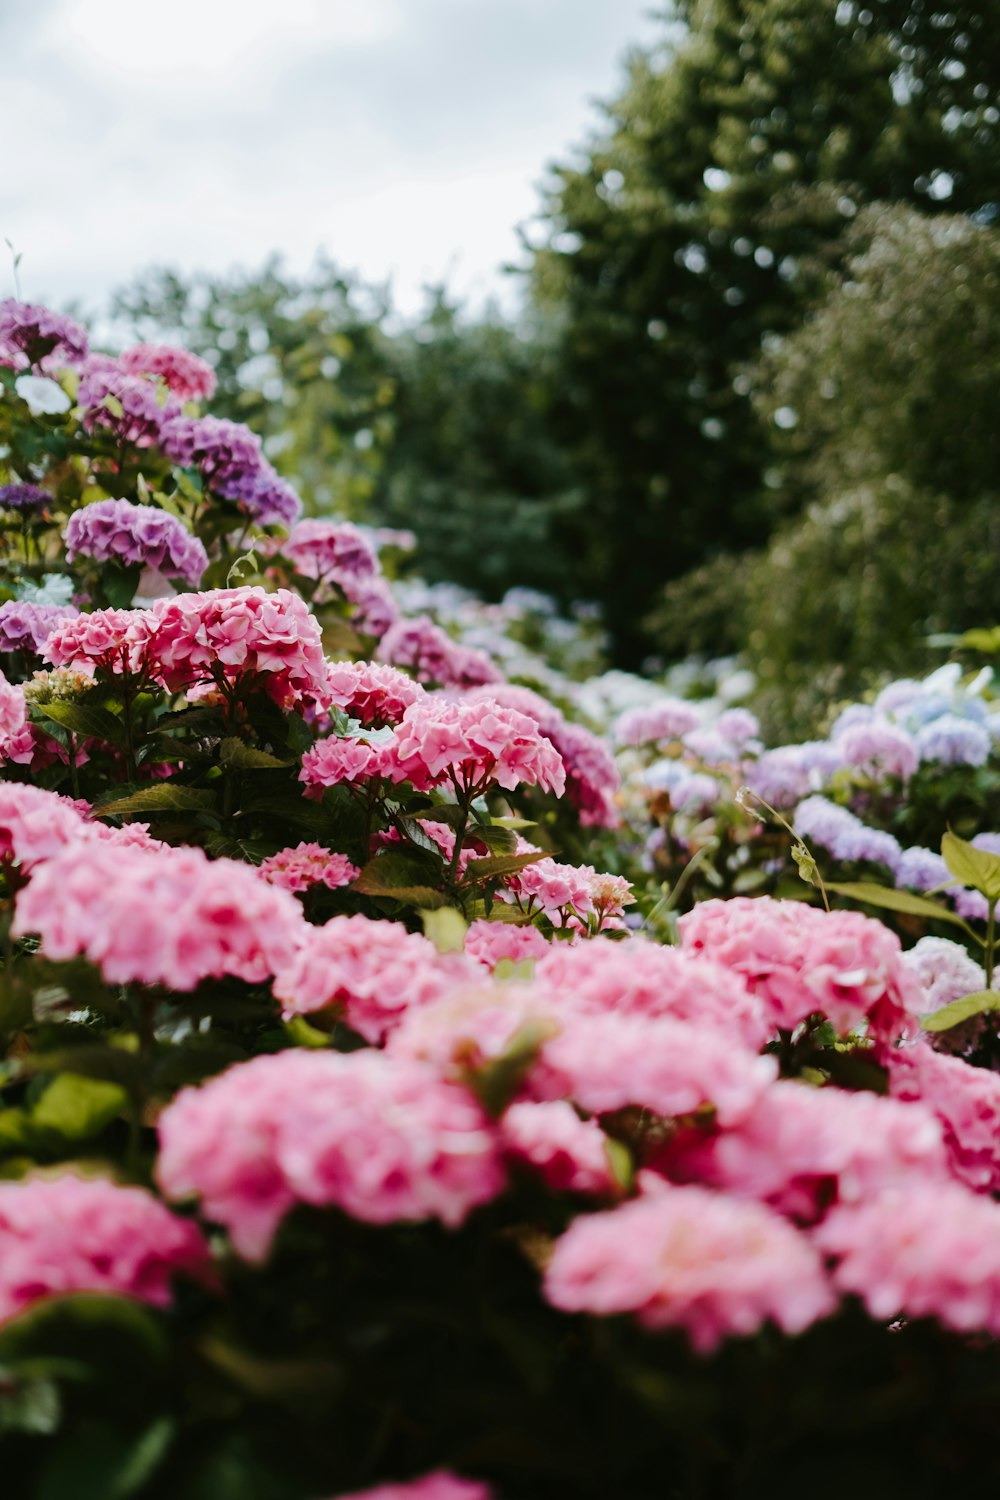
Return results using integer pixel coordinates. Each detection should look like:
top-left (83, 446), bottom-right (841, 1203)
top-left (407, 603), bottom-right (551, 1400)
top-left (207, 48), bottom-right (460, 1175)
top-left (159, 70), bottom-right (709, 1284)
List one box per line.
top-left (4, 302), bottom-right (1000, 1495)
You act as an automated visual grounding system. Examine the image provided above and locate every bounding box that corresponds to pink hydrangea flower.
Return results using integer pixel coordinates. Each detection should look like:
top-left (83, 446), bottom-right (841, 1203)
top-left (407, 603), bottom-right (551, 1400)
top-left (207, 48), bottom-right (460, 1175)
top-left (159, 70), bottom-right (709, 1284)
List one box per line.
top-left (615, 698), bottom-right (701, 747)
top-left (157, 1050), bottom-right (504, 1260)
top-left (902, 936), bottom-right (986, 1015)
top-left (885, 1040), bottom-right (1000, 1193)
top-left (331, 1473), bottom-right (490, 1500)
top-left (835, 719), bottom-right (919, 782)
top-left (815, 1182), bottom-right (1000, 1334)
top-left (281, 519), bottom-right (378, 587)
top-left (43, 607), bottom-right (157, 679)
top-left (258, 842), bottom-right (359, 895)
top-left (464, 920), bottom-right (551, 969)
top-left (500, 1100), bottom-right (616, 1195)
top-left (465, 684), bottom-right (620, 828)
top-left (273, 913), bottom-right (473, 1042)
top-left (65, 499), bottom-right (208, 588)
top-left (659, 1079), bottom-right (949, 1221)
top-left (325, 660), bottom-right (425, 727)
top-left (544, 1183), bottom-right (835, 1350)
top-left (149, 587), bottom-right (330, 711)
top-left (0, 1174), bottom-right (210, 1326)
top-left (0, 781), bottom-right (92, 869)
top-left (0, 672), bottom-right (38, 765)
top-left (388, 984), bottom-right (555, 1075)
top-left (508, 858), bottom-right (595, 925)
top-left (300, 735), bottom-right (390, 793)
top-left (0, 601), bottom-right (78, 656)
top-left (385, 698), bottom-right (565, 798)
top-left (120, 343), bottom-right (217, 401)
top-left (678, 897), bottom-right (921, 1040)
top-left (0, 299), bottom-right (88, 372)
top-left (379, 617), bottom-right (503, 689)
top-left (534, 939), bottom-right (770, 1051)
top-left (530, 1013), bottom-right (777, 1126)
top-left (77, 360), bottom-right (180, 447)
top-left (349, 576), bottom-right (400, 639)
top-left (13, 841), bottom-right (305, 989)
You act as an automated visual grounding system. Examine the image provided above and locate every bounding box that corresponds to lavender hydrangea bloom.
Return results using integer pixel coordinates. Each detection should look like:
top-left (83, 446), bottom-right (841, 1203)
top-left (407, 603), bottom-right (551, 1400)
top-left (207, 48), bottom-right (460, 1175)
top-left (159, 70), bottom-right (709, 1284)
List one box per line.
top-left (64, 500), bottom-right (208, 588)
top-left (160, 417), bottom-right (301, 524)
top-left (895, 846), bottom-right (951, 893)
top-left (742, 747), bottom-right (813, 809)
top-left (0, 601), bottom-right (78, 655)
top-left (829, 703), bottom-right (876, 738)
top-left (915, 714), bottom-right (991, 768)
top-left (835, 719), bottom-right (918, 781)
top-left (793, 795), bottom-right (901, 872)
top-left (972, 833), bottom-right (1000, 857)
top-left (0, 299), bottom-right (88, 372)
top-left (77, 362), bottom-right (179, 448)
top-left (0, 483), bottom-right (51, 513)
top-left (214, 461), bottom-right (303, 526)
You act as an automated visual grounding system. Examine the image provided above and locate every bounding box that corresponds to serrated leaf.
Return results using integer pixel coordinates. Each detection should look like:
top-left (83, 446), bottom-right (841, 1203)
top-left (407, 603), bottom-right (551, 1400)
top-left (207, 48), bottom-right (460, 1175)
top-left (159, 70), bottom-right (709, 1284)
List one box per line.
top-left (219, 737), bottom-right (291, 770)
top-left (95, 784), bottom-right (217, 818)
top-left (472, 824), bottom-right (519, 856)
top-left (36, 700), bottom-right (126, 747)
top-left (420, 907), bottom-right (467, 954)
top-left (922, 990), bottom-right (1000, 1032)
top-left (101, 562), bottom-right (142, 610)
top-left (941, 831), bottom-right (1000, 902)
top-left (410, 804), bottom-right (467, 829)
top-left (462, 849), bottom-right (549, 883)
top-left (826, 881), bottom-right (979, 936)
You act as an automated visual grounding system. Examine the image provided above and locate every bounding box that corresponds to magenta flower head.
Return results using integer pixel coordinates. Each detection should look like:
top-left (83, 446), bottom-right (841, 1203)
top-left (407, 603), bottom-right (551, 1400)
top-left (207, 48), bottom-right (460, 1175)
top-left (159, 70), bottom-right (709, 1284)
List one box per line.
top-left (0, 601), bottom-right (78, 656)
top-left (383, 697), bottom-right (566, 798)
top-left (64, 499), bottom-right (208, 588)
top-left (76, 361), bottom-right (180, 447)
top-left (0, 299), bottom-right (89, 372)
top-left (120, 343), bottom-right (217, 401)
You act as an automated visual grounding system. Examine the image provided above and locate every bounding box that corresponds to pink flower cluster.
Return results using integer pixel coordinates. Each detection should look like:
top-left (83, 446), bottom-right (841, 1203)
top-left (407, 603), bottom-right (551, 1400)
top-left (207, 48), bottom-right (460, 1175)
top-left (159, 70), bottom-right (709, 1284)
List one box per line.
top-left (0, 1174), bottom-right (210, 1326)
top-left (13, 841), bottom-right (304, 989)
top-left (508, 858), bottom-right (596, 925)
top-left (615, 697), bottom-right (701, 747)
top-left (464, 919), bottom-right (551, 969)
top-left (157, 1050), bottom-right (504, 1260)
top-left (0, 299), bottom-right (89, 372)
top-left (544, 1183), bottom-right (835, 1350)
top-left (467, 684), bottom-right (620, 828)
top-left (65, 499), bottom-right (208, 587)
top-left (387, 698), bottom-right (565, 797)
top-left (0, 672), bottom-right (42, 767)
top-left (300, 735), bottom-right (387, 792)
top-left (0, 601), bottom-right (78, 656)
top-left (150, 587), bottom-right (331, 710)
top-left (500, 1100), bottom-right (616, 1195)
top-left (0, 781), bottom-right (95, 869)
top-left (44, 607), bottom-right (156, 679)
top-left (325, 659), bottom-right (425, 727)
top-left (886, 1041), bottom-right (1000, 1193)
top-left (333, 1474), bottom-right (490, 1500)
top-left (281, 519), bottom-right (378, 589)
top-left (379, 616), bottom-right (503, 689)
top-left (160, 415), bottom-right (302, 525)
top-left (77, 358), bottom-right (180, 447)
top-left (679, 896), bottom-right (921, 1040)
top-left (120, 343), bottom-right (217, 401)
top-left (258, 842), bottom-right (359, 895)
top-left (273, 913), bottom-right (470, 1042)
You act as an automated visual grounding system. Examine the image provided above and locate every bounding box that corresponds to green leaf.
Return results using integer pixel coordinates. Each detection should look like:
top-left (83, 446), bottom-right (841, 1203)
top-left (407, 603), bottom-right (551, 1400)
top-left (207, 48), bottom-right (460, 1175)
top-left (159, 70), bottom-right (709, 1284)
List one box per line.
top-left (0, 1376), bottom-right (61, 1435)
top-left (464, 1020), bottom-right (556, 1119)
top-left (420, 907), bottom-right (468, 954)
top-left (471, 824), bottom-right (519, 856)
top-left (604, 1136), bottom-right (634, 1193)
top-left (0, 1294), bottom-right (168, 1371)
top-left (219, 737), bottom-right (291, 770)
top-left (942, 830), bottom-right (1000, 901)
top-left (32, 1074), bottom-right (127, 1141)
top-left (462, 849), bottom-right (549, 883)
top-left (352, 850), bottom-right (448, 907)
top-left (37, 1417), bottom-right (175, 1500)
top-left (284, 1016), bottom-right (332, 1049)
top-left (95, 784), bottom-right (217, 818)
top-left (36, 700), bottom-right (126, 747)
top-left (101, 562), bottom-right (142, 610)
top-left (922, 990), bottom-right (1000, 1032)
top-left (955, 626), bottom-right (1000, 654)
top-left (826, 881), bottom-right (978, 936)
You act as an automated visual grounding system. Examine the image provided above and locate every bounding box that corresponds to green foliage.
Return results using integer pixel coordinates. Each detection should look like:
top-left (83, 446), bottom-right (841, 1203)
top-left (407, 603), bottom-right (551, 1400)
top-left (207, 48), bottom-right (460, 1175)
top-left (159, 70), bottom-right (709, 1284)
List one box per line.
top-left (530, 0), bottom-right (1000, 661)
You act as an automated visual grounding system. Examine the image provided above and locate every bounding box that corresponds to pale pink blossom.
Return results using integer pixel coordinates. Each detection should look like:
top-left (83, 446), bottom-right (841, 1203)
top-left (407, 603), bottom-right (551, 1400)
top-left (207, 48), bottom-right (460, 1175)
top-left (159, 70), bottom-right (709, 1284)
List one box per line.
top-left (545, 1184), bottom-right (835, 1350)
top-left (387, 984), bottom-right (556, 1075)
top-left (659, 1080), bottom-right (950, 1221)
top-left (281, 519), bottom-right (378, 588)
top-left (44, 607), bottom-right (157, 679)
top-left (300, 736), bottom-right (390, 793)
top-left (679, 897), bottom-right (921, 1040)
top-left (464, 920), bottom-right (551, 969)
top-left (273, 913), bottom-right (475, 1042)
top-left (120, 343), bottom-right (216, 401)
top-left (157, 1050), bottom-right (504, 1260)
top-left (325, 659), bottom-right (425, 727)
top-left (258, 842), bottom-right (359, 895)
top-left (885, 1040), bottom-right (1000, 1193)
top-left (13, 841), bottom-right (305, 989)
top-left (0, 1175), bottom-right (210, 1326)
top-left (815, 1183), bottom-right (1000, 1334)
top-left (615, 698), bottom-right (701, 747)
top-left (379, 617), bottom-right (503, 689)
top-left (535, 939), bottom-right (770, 1051)
top-left (500, 1100), bottom-right (616, 1194)
top-left (508, 858), bottom-right (595, 925)
top-left (383, 698), bottom-right (564, 798)
top-left (0, 781), bottom-right (91, 869)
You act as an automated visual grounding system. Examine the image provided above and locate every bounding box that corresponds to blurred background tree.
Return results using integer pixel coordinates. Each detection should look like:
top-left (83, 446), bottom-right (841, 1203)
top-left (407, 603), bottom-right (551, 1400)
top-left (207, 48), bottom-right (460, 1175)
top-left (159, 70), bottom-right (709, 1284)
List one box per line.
top-left (114, 0), bottom-right (1000, 704)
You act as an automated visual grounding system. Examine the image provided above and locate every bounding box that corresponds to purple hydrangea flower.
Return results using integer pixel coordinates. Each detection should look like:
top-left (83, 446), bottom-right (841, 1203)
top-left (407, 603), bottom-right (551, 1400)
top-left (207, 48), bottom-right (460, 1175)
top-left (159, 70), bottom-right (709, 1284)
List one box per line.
top-left (972, 833), bottom-right (1000, 857)
top-left (915, 714), bottom-right (991, 768)
top-left (0, 483), bottom-right (51, 513)
top-left (77, 361), bottom-right (179, 448)
top-left (0, 601), bottom-right (78, 655)
top-left (159, 417), bottom-right (302, 525)
top-left (835, 719), bottom-right (918, 781)
top-left (793, 795), bottom-right (901, 872)
top-left (64, 500), bottom-right (208, 588)
top-left (895, 846), bottom-right (950, 893)
top-left (742, 746), bottom-right (813, 809)
top-left (0, 299), bottom-right (89, 372)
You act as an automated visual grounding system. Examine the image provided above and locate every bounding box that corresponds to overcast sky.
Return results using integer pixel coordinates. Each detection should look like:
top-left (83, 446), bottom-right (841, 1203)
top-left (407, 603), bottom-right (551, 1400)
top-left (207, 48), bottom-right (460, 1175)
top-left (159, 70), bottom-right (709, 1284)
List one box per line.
top-left (1, 0), bottom-right (662, 321)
